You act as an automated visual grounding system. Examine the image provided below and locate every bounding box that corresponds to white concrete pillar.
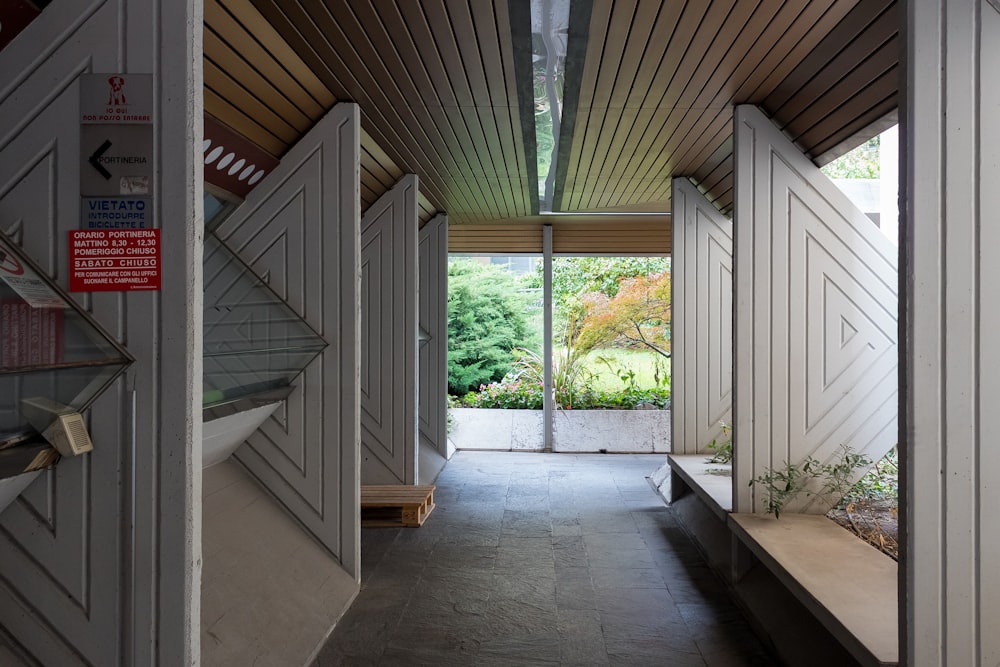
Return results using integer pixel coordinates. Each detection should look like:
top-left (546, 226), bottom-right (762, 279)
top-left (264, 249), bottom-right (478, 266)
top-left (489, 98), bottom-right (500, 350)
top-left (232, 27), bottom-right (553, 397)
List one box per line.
top-left (0, 1), bottom-right (202, 664)
top-left (903, 1), bottom-right (1000, 663)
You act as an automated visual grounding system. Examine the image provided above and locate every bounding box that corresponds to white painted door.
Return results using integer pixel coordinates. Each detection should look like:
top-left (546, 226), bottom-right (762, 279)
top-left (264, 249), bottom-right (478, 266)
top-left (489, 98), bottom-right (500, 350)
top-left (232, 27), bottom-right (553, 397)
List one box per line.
top-left (360, 175), bottom-right (419, 484)
top-left (214, 104), bottom-right (362, 575)
top-left (671, 177), bottom-right (733, 455)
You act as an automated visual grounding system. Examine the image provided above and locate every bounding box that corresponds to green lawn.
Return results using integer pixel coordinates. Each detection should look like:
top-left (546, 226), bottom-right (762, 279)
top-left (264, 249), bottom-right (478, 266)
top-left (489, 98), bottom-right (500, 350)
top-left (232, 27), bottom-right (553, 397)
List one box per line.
top-left (580, 348), bottom-right (670, 391)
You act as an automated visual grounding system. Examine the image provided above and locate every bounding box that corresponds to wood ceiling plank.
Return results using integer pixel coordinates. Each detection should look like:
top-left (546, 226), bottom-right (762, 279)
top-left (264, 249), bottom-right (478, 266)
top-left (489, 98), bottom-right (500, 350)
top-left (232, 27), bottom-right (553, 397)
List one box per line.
top-left (565, 0), bottom-right (637, 209)
top-left (671, 110), bottom-right (733, 182)
top-left (619, 1), bottom-right (686, 110)
top-left (706, 0), bottom-right (846, 107)
top-left (204, 59), bottom-right (302, 142)
top-left (206, 0), bottom-right (329, 118)
top-left (564, 0), bottom-right (717, 211)
top-left (686, 0), bottom-right (780, 112)
top-left (762, 0), bottom-right (888, 111)
top-left (203, 89), bottom-right (287, 156)
top-left (775, 6), bottom-right (897, 121)
top-left (219, 0), bottom-right (337, 109)
top-left (361, 130), bottom-right (405, 181)
top-left (371, 1), bottom-right (477, 178)
top-left (382, 1), bottom-right (501, 200)
top-left (470, 0), bottom-right (516, 108)
top-left (249, 1), bottom-right (352, 98)
top-left (584, 3), bottom-right (676, 208)
top-left (693, 141), bottom-right (734, 198)
top-left (781, 37), bottom-right (898, 140)
top-left (250, 0), bottom-right (462, 214)
top-left (204, 29), bottom-right (314, 131)
top-left (655, 0), bottom-right (738, 111)
top-left (394, 1), bottom-right (457, 106)
top-left (605, 1), bottom-right (666, 109)
top-left (353, 3), bottom-right (478, 185)
top-left (573, 0), bottom-right (612, 111)
top-left (582, 2), bottom-right (688, 201)
top-left (419, 1), bottom-right (474, 106)
top-left (802, 91), bottom-right (897, 158)
top-left (479, 106), bottom-right (522, 216)
top-left (499, 102), bottom-right (531, 214)
top-left (306, 2), bottom-right (460, 177)
top-left (629, 103), bottom-right (732, 204)
top-left (608, 0), bottom-right (738, 198)
top-left (446, 1), bottom-right (492, 104)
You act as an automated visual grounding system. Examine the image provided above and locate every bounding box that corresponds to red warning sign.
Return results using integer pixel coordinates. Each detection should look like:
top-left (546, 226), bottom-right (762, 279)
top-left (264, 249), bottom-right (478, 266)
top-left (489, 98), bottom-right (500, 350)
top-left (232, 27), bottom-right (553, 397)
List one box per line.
top-left (69, 229), bottom-right (161, 292)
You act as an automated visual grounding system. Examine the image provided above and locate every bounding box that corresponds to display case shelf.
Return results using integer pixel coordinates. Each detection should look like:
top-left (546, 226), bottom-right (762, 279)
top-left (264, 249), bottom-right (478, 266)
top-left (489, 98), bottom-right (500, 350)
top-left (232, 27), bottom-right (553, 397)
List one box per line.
top-left (0, 232), bottom-right (132, 472)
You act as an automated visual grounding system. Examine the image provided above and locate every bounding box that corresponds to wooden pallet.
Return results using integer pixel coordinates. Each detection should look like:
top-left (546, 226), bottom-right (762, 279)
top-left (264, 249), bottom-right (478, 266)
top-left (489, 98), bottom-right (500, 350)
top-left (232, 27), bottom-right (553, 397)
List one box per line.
top-left (361, 485), bottom-right (436, 527)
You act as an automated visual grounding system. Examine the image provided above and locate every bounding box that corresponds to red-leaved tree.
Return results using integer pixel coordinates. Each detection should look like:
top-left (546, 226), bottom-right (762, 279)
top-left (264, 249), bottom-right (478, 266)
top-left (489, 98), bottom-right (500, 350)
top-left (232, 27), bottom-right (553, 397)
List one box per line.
top-left (576, 270), bottom-right (671, 359)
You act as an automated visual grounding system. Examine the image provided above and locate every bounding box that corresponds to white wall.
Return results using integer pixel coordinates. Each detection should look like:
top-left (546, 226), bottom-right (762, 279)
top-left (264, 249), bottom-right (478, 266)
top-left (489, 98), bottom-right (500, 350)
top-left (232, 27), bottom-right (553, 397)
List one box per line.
top-left (904, 2), bottom-right (1000, 662)
top-left (732, 105), bottom-right (898, 515)
top-left (360, 175), bottom-right (419, 485)
top-left (670, 177), bottom-right (733, 455)
top-left (213, 104), bottom-right (362, 577)
top-left (0, 1), bottom-right (202, 663)
top-left (418, 213), bottom-right (450, 483)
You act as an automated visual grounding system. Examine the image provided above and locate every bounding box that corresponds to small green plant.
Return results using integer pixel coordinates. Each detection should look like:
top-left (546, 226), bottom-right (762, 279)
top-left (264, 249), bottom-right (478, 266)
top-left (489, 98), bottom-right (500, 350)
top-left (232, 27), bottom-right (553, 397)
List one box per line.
top-left (750, 444), bottom-right (871, 518)
top-left (705, 422), bottom-right (732, 464)
top-left (750, 457), bottom-right (821, 519)
top-left (819, 444), bottom-right (872, 504)
top-left (848, 446), bottom-right (898, 501)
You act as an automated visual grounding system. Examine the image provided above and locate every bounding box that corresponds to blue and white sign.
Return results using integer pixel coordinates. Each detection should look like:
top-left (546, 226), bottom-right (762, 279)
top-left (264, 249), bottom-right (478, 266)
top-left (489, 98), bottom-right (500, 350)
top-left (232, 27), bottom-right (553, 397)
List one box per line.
top-left (82, 197), bottom-right (151, 229)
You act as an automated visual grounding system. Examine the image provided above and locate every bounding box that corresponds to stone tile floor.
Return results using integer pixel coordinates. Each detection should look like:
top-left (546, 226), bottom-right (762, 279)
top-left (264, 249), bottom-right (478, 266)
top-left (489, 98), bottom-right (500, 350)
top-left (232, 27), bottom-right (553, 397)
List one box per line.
top-left (314, 452), bottom-right (775, 666)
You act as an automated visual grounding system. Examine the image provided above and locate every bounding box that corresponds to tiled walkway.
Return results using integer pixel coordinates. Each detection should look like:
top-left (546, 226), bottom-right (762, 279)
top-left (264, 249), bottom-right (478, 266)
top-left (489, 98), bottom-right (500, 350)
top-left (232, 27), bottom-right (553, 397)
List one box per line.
top-left (315, 452), bottom-right (774, 666)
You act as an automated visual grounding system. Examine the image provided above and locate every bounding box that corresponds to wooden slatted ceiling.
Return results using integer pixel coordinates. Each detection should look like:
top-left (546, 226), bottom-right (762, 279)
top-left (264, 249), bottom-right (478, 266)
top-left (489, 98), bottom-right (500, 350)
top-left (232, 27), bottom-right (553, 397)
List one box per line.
top-left (206, 0), bottom-right (900, 236)
top-left (242, 0), bottom-right (532, 225)
top-left (449, 217), bottom-right (670, 255)
top-left (556, 0), bottom-right (898, 216)
top-left (205, 0), bottom-right (436, 225)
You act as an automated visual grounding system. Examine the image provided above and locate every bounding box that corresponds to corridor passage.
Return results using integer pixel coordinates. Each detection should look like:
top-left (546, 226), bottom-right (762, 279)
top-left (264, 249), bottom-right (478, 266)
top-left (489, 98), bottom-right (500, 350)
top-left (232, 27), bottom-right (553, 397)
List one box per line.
top-left (315, 452), bottom-right (774, 666)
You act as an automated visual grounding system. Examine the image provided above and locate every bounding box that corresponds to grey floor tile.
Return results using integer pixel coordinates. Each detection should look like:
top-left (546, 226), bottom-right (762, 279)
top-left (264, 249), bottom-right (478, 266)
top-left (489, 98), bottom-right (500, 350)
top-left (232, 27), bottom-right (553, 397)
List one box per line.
top-left (315, 451), bottom-right (774, 666)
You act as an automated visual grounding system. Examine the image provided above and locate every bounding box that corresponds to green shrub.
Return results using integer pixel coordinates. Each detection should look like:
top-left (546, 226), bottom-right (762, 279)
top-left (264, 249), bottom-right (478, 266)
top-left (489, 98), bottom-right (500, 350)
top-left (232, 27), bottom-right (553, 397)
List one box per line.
top-left (465, 378), bottom-right (669, 410)
top-left (468, 379), bottom-right (545, 409)
top-left (749, 444), bottom-right (872, 518)
top-left (447, 260), bottom-right (532, 395)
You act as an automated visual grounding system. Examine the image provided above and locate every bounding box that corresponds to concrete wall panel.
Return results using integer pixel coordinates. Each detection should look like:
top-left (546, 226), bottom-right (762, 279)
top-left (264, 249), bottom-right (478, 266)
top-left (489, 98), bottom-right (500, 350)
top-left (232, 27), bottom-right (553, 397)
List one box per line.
top-left (215, 104), bottom-right (362, 577)
top-left (904, 1), bottom-right (1000, 662)
top-left (733, 105), bottom-right (898, 515)
top-left (360, 175), bottom-right (419, 485)
top-left (671, 177), bottom-right (733, 455)
top-left (0, 1), bottom-right (202, 664)
top-left (418, 213), bottom-right (448, 458)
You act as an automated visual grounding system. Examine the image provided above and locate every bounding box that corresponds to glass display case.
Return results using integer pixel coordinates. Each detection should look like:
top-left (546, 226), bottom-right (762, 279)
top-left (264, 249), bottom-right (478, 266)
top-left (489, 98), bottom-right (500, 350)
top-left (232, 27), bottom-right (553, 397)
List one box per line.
top-left (0, 233), bottom-right (132, 476)
top-left (202, 234), bottom-right (327, 410)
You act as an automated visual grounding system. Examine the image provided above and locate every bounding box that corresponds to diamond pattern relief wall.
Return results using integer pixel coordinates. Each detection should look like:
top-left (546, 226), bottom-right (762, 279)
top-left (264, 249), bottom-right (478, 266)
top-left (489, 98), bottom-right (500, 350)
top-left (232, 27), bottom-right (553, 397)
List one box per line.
top-left (360, 175), bottom-right (418, 485)
top-left (733, 105), bottom-right (897, 514)
top-left (671, 177), bottom-right (733, 455)
top-left (214, 105), bottom-right (361, 571)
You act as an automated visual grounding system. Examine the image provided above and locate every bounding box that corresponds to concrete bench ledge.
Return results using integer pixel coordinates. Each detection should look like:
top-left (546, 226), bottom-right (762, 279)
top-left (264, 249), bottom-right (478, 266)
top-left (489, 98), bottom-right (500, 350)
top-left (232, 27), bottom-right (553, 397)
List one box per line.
top-left (728, 512), bottom-right (898, 667)
top-left (667, 454), bottom-right (733, 518)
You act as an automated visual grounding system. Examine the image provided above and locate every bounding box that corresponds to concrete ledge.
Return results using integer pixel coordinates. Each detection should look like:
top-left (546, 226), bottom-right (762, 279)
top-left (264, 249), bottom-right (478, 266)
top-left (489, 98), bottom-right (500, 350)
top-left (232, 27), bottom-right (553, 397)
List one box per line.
top-left (666, 454), bottom-right (898, 667)
top-left (450, 407), bottom-right (671, 452)
top-left (667, 454), bottom-right (732, 518)
top-left (729, 513), bottom-right (898, 667)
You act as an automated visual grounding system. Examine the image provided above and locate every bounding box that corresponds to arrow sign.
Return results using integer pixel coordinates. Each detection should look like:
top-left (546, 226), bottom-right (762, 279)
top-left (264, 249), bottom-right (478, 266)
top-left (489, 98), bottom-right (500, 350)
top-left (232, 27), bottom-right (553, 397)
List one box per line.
top-left (88, 140), bottom-right (113, 180)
